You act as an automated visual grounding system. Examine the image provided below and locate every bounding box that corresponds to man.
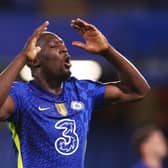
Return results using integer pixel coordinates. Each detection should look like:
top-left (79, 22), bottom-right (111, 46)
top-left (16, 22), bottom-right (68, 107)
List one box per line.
top-left (132, 126), bottom-right (167, 168)
top-left (0, 18), bottom-right (150, 168)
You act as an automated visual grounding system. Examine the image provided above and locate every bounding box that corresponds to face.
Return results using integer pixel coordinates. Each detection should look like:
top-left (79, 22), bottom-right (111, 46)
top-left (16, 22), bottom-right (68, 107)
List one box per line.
top-left (37, 32), bottom-right (71, 81)
top-left (143, 130), bottom-right (167, 158)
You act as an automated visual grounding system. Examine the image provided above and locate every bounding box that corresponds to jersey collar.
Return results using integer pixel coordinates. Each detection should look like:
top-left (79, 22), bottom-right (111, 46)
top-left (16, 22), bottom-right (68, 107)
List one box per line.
top-left (28, 80), bottom-right (66, 103)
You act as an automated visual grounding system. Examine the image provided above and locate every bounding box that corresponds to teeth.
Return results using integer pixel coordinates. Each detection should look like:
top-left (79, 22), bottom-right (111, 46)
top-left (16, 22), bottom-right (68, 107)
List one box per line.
top-left (64, 61), bottom-right (71, 68)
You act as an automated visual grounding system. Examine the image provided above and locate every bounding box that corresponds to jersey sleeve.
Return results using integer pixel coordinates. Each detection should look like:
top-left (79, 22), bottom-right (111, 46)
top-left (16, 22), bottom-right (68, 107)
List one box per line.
top-left (7, 82), bottom-right (23, 123)
top-left (89, 80), bottom-right (105, 109)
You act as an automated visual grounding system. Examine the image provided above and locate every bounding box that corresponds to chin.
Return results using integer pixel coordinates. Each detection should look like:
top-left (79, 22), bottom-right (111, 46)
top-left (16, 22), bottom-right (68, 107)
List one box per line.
top-left (61, 71), bottom-right (71, 81)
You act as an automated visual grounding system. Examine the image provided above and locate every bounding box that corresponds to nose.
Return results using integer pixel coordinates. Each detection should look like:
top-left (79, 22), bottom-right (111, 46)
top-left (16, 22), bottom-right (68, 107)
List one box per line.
top-left (62, 48), bottom-right (71, 58)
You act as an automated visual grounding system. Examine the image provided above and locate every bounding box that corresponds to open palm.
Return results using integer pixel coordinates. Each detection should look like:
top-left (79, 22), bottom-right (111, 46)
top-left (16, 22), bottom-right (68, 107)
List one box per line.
top-left (71, 18), bottom-right (109, 54)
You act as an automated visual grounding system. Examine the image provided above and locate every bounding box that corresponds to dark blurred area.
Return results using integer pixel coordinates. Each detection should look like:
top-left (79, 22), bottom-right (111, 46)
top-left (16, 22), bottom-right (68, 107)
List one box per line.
top-left (0, 0), bottom-right (168, 168)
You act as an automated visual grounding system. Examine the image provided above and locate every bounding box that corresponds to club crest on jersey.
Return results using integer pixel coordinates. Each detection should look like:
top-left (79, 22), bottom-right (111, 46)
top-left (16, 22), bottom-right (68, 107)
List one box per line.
top-left (70, 101), bottom-right (84, 111)
top-left (55, 103), bottom-right (68, 116)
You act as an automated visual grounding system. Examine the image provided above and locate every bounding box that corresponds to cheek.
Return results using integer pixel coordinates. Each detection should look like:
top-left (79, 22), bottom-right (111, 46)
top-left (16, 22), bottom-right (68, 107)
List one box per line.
top-left (46, 54), bottom-right (61, 66)
top-left (49, 59), bottom-right (63, 72)
top-left (42, 50), bottom-right (64, 69)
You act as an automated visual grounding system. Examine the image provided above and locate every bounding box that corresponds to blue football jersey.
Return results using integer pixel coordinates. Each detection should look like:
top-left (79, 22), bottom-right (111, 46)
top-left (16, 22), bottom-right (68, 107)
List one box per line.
top-left (132, 161), bottom-right (165, 168)
top-left (8, 77), bottom-right (105, 168)
top-left (132, 161), bottom-right (149, 168)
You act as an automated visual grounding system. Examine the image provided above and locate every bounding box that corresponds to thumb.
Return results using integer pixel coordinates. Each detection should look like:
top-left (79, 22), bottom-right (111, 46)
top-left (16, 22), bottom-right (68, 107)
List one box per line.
top-left (35, 46), bottom-right (41, 54)
top-left (72, 41), bottom-right (86, 49)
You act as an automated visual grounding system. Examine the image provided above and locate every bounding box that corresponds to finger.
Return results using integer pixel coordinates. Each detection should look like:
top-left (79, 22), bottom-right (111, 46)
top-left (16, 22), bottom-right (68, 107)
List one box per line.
top-left (70, 22), bottom-right (85, 35)
top-left (72, 41), bottom-right (86, 49)
top-left (25, 21), bottom-right (49, 49)
top-left (35, 46), bottom-right (41, 54)
top-left (71, 20), bottom-right (95, 36)
top-left (27, 21), bottom-right (49, 46)
top-left (72, 18), bottom-right (96, 31)
top-left (71, 20), bottom-right (86, 31)
top-left (33, 21), bottom-right (49, 38)
top-left (74, 18), bottom-right (89, 27)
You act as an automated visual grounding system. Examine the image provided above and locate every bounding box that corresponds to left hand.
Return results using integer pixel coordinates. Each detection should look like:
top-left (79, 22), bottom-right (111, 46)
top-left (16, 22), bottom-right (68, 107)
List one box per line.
top-left (71, 18), bottom-right (109, 54)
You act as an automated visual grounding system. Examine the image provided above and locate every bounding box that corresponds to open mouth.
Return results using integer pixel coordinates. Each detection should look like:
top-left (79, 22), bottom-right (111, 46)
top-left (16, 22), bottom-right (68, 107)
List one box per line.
top-left (64, 56), bottom-right (71, 69)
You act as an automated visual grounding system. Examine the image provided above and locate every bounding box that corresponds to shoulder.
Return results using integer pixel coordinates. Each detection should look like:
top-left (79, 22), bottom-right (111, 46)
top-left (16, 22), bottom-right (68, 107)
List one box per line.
top-left (66, 76), bottom-right (104, 87)
top-left (10, 81), bottom-right (29, 94)
top-left (64, 77), bottom-right (105, 100)
top-left (12, 81), bottom-right (27, 87)
top-left (131, 161), bottom-right (147, 168)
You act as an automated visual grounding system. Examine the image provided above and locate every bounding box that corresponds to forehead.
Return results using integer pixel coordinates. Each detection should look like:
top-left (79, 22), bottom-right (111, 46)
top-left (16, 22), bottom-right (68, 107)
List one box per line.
top-left (147, 130), bottom-right (165, 142)
top-left (38, 31), bottom-right (64, 46)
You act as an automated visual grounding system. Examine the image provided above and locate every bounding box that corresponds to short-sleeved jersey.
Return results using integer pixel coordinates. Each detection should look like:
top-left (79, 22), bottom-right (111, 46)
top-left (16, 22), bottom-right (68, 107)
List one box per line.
top-left (132, 161), bottom-right (148, 168)
top-left (8, 77), bottom-right (105, 168)
top-left (132, 161), bottom-right (165, 168)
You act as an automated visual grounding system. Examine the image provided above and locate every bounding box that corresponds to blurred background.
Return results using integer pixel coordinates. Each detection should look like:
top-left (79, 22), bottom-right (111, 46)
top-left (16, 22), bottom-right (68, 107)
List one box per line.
top-left (0, 0), bottom-right (168, 167)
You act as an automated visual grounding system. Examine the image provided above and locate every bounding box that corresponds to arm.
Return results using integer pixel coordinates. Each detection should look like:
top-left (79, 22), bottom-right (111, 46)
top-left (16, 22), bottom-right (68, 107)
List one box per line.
top-left (0, 21), bottom-right (49, 120)
top-left (71, 18), bottom-right (150, 103)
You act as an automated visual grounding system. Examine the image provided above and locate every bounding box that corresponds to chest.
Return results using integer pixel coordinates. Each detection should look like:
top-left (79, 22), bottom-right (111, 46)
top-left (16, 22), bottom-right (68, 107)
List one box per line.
top-left (19, 92), bottom-right (92, 139)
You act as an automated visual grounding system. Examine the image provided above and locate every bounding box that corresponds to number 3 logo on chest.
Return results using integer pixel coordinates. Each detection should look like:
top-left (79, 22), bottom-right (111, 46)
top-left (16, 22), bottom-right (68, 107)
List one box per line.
top-left (55, 119), bottom-right (79, 155)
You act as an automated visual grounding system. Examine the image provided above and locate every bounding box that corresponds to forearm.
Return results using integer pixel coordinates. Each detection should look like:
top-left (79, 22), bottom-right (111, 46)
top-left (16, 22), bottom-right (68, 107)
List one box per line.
top-left (0, 21), bottom-right (48, 111)
top-left (0, 54), bottom-right (26, 107)
top-left (102, 45), bottom-right (150, 95)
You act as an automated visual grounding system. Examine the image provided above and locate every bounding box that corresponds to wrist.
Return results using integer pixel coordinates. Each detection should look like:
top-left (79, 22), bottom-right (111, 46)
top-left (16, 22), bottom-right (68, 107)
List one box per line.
top-left (100, 45), bottom-right (114, 57)
top-left (16, 52), bottom-right (28, 63)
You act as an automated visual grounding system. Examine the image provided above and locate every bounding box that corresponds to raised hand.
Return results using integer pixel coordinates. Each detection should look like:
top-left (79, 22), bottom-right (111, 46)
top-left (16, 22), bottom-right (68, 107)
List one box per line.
top-left (22, 21), bottom-right (49, 61)
top-left (71, 18), bottom-right (109, 54)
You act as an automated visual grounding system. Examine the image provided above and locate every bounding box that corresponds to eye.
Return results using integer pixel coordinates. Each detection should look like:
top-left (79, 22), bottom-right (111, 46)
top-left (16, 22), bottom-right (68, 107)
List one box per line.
top-left (50, 45), bottom-right (57, 48)
top-left (59, 50), bottom-right (67, 54)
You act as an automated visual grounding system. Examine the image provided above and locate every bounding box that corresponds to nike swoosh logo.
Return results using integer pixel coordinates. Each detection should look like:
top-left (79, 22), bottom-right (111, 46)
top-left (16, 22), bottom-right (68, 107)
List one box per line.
top-left (38, 106), bottom-right (51, 111)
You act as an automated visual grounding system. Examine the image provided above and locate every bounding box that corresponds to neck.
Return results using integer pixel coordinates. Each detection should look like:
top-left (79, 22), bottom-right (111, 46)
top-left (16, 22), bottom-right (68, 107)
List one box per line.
top-left (142, 154), bottom-right (162, 168)
top-left (34, 77), bottom-right (63, 95)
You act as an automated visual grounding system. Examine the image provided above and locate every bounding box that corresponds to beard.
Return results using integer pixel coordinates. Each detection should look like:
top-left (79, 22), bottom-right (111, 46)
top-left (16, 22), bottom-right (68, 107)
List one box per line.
top-left (59, 70), bottom-right (71, 81)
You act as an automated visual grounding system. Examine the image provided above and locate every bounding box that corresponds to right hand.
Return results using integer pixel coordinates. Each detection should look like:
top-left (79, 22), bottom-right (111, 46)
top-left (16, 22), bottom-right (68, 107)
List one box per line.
top-left (21, 21), bottom-right (49, 61)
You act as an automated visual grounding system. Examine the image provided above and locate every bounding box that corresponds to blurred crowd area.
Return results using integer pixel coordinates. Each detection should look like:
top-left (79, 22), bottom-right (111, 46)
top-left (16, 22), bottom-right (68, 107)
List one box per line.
top-left (0, 1), bottom-right (168, 168)
top-left (0, 0), bottom-right (168, 13)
